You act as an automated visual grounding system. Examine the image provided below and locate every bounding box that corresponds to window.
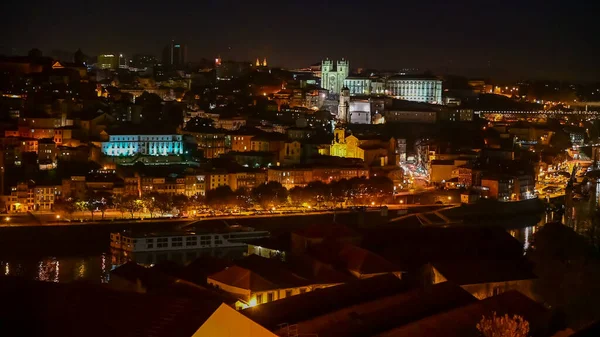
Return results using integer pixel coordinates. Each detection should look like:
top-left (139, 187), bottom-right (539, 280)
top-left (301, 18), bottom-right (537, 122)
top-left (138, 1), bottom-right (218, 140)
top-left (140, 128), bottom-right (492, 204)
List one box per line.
top-left (285, 290), bottom-right (292, 298)
top-left (157, 238), bottom-right (168, 248)
top-left (200, 235), bottom-right (211, 246)
top-left (256, 294), bottom-right (263, 304)
top-left (171, 237), bottom-right (183, 247)
top-left (185, 236), bottom-right (197, 246)
top-left (267, 292), bottom-right (274, 302)
top-left (146, 238), bottom-right (154, 249)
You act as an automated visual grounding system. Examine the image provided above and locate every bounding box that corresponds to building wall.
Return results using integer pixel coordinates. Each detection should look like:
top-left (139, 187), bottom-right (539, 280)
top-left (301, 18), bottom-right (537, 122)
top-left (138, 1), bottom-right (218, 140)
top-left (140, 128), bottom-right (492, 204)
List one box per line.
top-left (385, 78), bottom-right (442, 104)
top-left (430, 164), bottom-right (456, 183)
top-left (280, 141), bottom-right (302, 165)
top-left (344, 78), bottom-right (371, 95)
top-left (384, 110), bottom-right (437, 123)
top-left (321, 59), bottom-right (349, 94)
top-left (207, 173), bottom-right (229, 191)
top-left (461, 280), bottom-right (535, 300)
top-left (232, 135), bottom-right (254, 152)
top-left (102, 134), bottom-right (183, 156)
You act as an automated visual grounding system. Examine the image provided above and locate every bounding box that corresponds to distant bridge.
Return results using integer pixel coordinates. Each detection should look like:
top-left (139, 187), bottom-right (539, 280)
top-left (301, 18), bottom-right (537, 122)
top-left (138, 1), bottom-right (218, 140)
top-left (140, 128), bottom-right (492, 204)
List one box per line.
top-left (477, 110), bottom-right (600, 118)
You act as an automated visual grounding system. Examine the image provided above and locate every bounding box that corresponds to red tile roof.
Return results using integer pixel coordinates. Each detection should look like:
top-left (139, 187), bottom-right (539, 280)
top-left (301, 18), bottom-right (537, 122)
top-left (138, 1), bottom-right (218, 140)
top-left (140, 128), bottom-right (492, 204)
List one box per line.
top-left (0, 276), bottom-right (222, 337)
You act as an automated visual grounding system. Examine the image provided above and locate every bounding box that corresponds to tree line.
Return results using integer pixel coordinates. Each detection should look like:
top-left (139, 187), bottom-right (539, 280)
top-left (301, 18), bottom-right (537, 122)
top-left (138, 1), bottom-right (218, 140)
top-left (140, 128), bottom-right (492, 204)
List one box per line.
top-left (52, 176), bottom-right (395, 219)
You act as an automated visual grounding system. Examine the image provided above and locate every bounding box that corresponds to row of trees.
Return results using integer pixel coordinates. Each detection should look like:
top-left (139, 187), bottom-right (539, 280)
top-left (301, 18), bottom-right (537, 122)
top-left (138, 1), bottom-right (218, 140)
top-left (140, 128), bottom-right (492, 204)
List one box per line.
top-left (204, 176), bottom-right (395, 210)
top-left (54, 191), bottom-right (193, 220)
top-left (53, 176), bottom-right (396, 219)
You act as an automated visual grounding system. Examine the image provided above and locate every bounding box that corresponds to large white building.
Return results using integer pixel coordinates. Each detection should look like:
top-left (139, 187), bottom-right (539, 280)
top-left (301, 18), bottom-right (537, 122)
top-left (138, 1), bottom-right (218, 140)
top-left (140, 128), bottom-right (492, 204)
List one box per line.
top-left (385, 75), bottom-right (443, 104)
top-left (343, 77), bottom-right (385, 96)
top-left (102, 134), bottom-right (184, 156)
top-left (321, 59), bottom-right (349, 94)
top-left (349, 100), bottom-right (371, 124)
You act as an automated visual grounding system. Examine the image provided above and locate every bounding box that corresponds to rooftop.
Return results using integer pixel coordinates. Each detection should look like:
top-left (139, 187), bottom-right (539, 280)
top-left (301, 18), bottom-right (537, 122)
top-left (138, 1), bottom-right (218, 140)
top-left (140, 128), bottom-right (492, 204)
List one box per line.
top-left (0, 276), bottom-right (222, 337)
top-left (432, 258), bottom-right (537, 285)
top-left (242, 273), bottom-right (410, 330)
top-left (288, 282), bottom-right (476, 337)
top-left (378, 291), bottom-right (551, 337)
top-left (309, 241), bottom-right (403, 275)
top-left (208, 255), bottom-right (310, 291)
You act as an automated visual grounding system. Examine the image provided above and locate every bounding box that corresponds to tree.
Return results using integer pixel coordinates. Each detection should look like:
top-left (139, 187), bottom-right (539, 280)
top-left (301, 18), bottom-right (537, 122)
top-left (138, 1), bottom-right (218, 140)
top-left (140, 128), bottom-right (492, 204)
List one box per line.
top-left (206, 186), bottom-right (236, 210)
top-left (234, 187), bottom-right (251, 208)
top-left (252, 181), bottom-right (288, 209)
top-left (83, 191), bottom-right (112, 221)
top-left (172, 194), bottom-right (189, 215)
top-left (304, 181), bottom-right (328, 206)
top-left (53, 198), bottom-right (77, 219)
top-left (122, 195), bottom-right (142, 219)
top-left (142, 192), bottom-right (162, 218)
top-left (155, 193), bottom-right (173, 216)
top-left (113, 195), bottom-right (128, 219)
top-left (476, 312), bottom-right (529, 337)
top-left (289, 186), bottom-right (307, 206)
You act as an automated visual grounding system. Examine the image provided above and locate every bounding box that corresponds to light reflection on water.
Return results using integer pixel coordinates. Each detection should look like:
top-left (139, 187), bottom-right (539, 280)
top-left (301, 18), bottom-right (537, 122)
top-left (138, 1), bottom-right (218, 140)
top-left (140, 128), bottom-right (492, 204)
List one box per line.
top-left (1, 255), bottom-right (111, 284)
top-left (0, 246), bottom-right (246, 284)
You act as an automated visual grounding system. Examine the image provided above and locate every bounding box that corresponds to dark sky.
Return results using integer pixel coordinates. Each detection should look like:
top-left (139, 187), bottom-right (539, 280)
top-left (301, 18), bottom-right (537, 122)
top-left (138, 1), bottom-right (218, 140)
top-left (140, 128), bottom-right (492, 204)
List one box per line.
top-left (2, 0), bottom-right (599, 81)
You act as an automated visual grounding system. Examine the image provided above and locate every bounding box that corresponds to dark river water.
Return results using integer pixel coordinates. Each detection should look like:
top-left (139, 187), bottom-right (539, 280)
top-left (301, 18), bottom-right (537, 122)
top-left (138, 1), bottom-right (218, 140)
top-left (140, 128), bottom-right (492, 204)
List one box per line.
top-left (0, 200), bottom-right (592, 284)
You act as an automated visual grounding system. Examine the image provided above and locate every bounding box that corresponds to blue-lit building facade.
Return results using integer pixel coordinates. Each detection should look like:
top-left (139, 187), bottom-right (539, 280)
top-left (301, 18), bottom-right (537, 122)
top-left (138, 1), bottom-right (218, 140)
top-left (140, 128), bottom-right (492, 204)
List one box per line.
top-left (102, 134), bottom-right (184, 156)
top-left (385, 76), bottom-right (443, 104)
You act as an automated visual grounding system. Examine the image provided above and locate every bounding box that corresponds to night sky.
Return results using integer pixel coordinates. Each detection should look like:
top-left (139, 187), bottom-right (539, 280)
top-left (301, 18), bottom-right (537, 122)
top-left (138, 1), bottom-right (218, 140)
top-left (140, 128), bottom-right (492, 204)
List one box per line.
top-left (2, 0), bottom-right (599, 81)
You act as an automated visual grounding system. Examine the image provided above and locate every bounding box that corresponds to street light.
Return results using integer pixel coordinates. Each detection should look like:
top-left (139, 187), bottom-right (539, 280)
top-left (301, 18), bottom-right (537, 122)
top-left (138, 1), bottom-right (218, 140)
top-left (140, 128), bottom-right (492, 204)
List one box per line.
top-left (56, 215), bottom-right (61, 219)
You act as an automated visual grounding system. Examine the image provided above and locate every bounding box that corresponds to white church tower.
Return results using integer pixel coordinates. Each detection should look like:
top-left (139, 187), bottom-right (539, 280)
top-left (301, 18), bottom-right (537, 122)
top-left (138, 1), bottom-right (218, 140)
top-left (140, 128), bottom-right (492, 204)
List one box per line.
top-left (321, 58), bottom-right (349, 94)
top-left (338, 87), bottom-right (350, 123)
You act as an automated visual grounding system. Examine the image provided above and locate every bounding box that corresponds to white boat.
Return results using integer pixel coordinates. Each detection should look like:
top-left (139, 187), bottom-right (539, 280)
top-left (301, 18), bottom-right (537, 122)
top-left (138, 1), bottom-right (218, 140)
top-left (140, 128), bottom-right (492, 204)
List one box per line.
top-left (110, 227), bottom-right (270, 253)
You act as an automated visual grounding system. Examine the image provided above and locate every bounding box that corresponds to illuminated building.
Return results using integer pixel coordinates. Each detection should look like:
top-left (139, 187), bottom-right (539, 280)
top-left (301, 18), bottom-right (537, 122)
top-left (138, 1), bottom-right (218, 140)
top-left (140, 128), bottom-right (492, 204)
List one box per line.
top-left (180, 126), bottom-right (228, 159)
top-left (255, 57), bottom-right (267, 67)
top-left (329, 128), bottom-right (396, 166)
top-left (338, 87), bottom-right (350, 122)
top-left (321, 59), bottom-right (349, 94)
top-left (349, 100), bottom-right (371, 124)
top-left (385, 75), bottom-right (442, 104)
top-left (344, 77), bottom-right (371, 95)
top-left (206, 172), bottom-right (229, 190)
top-left (384, 110), bottom-right (437, 123)
top-left (162, 40), bottom-right (187, 68)
top-left (101, 133), bottom-right (183, 157)
top-left (34, 184), bottom-right (62, 211)
top-left (97, 54), bottom-right (118, 70)
top-left (267, 167), bottom-right (313, 189)
top-left (131, 54), bottom-right (157, 69)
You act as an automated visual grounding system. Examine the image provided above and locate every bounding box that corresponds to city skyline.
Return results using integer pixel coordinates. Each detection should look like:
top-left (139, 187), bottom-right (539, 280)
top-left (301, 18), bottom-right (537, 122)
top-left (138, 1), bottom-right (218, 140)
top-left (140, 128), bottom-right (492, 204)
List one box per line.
top-left (2, 0), bottom-right (599, 81)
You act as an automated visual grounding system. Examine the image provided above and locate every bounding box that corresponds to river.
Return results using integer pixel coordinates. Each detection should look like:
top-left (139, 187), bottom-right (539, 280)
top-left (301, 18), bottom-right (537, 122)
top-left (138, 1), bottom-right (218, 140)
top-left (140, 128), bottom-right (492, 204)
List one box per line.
top-left (0, 203), bottom-right (591, 284)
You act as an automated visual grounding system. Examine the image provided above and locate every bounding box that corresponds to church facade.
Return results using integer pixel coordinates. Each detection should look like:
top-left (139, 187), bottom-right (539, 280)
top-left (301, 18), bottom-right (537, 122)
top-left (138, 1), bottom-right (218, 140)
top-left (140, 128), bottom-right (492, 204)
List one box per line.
top-left (321, 59), bottom-right (349, 94)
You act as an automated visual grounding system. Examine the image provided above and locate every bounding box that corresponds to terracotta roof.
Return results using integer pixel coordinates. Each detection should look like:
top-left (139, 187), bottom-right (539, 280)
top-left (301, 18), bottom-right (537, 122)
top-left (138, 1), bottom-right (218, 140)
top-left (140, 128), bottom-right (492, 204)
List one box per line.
top-left (294, 282), bottom-right (476, 337)
top-left (310, 242), bottom-right (403, 275)
top-left (377, 291), bottom-right (551, 337)
top-left (0, 276), bottom-right (222, 337)
top-left (243, 274), bottom-right (409, 330)
top-left (208, 265), bottom-right (278, 291)
top-left (432, 258), bottom-right (536, 285)
top-left (363, 226), bottom-right (524, 270)
top-left (180, 256), bottom-right (232, 285)
top-left (208, 255), bottom-right (310, 291)
top-left (286, 254), bottom-right (353, 284)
